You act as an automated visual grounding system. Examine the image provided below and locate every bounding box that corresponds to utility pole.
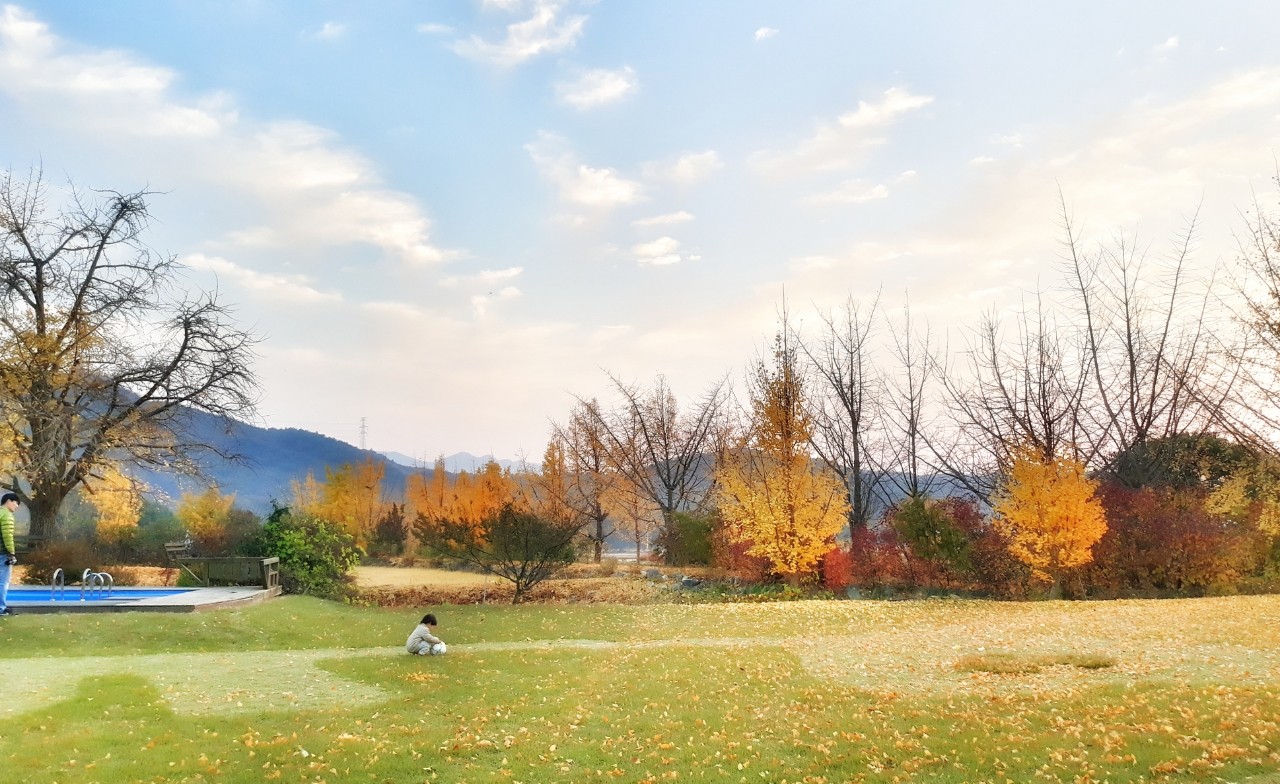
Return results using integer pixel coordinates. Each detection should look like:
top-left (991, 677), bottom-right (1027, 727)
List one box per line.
top-left (359, 417), bottom-right (368, 450)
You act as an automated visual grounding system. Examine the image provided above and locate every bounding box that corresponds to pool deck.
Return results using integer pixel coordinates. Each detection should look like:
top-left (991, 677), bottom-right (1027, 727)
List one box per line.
top-left (7, 586), bottom-right (283, 614)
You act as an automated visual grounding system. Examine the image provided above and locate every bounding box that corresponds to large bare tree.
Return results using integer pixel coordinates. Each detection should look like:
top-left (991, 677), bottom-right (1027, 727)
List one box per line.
top-left (881, 296), bottom-right (945, 500)
top-left (0, 169), bottom-right (258, 540)
top-left (939, 297), bottom-right (1089, 496)
top-left (1059, 201), bottom-right (1234, 478)
top-left (800, 293), bottom-right (887, 527)
top-left (582, 373), bottom-right (728, 563)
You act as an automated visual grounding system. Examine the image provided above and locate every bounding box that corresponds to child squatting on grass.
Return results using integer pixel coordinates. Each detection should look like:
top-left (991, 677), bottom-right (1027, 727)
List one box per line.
top-left (406, 613), bottom-right (447, 656)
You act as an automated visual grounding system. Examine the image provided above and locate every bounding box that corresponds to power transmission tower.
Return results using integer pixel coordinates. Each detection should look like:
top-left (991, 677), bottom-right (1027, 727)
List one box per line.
top-left (359, 417), bottom-right (368, 450)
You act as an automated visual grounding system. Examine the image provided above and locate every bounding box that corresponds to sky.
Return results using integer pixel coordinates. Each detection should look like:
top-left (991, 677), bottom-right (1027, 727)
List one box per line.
top-left (2, 1), bottom-right (1280, 463)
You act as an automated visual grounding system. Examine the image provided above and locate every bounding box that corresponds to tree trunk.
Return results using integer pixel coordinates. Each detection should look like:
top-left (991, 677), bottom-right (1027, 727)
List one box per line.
top-left (661, 509), bottom-right (677, 565)
top-left (27, 493), bottom-right (62, 542)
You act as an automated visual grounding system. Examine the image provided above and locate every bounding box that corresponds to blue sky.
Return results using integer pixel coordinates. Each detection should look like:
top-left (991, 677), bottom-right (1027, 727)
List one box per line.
top-left (3, 1), bottom-right (1280, 462)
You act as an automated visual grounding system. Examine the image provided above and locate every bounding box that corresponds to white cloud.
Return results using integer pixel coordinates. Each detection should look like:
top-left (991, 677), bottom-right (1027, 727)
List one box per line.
top-left (632, 211), bottom-right (695, 228)
top-left (1153, 35), bottom-right (1179, 55)
top-left (990, 132), bottom-right (1024, 148)
top-left (555, 66), bottom-right (637, 109)
top-left (891, 169), bottom-right (918, 183)
top-left (450, 1), bottom-right (587, 67)
top-left (0, 7), bottom-right (453, 267)
top-left (751, 87), bottom-right (934, 172)
top-left (970, 155), bottom-right (995, 165)
top-left (183, 254), bottom-right (341, 303)
top-left (642, 150), bottom-right (723, 186)
top-left (754, 27), bottom-right (778, 41)
top-left (633, 236), bottom-right (684, 266)
top-left (311, 22), bottom-right (347, 41)
top-left (440, 266), bottom-right (524, 288)
top-left (525, 133), bottom-right (642, 207)
top-left (805, 179), bottom-right (890, 205)
top-left (416, 22), bottom-right (454, 35)
top-left (634, 236), bottom-right (680, 257)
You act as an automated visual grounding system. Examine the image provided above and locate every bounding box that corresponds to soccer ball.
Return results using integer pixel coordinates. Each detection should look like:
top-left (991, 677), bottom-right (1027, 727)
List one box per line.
top-left (430, 642), bottom-right (447, 655)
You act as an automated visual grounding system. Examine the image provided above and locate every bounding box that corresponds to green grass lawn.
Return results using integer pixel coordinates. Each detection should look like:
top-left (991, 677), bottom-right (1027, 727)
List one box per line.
top-left (1, 595), bottom-right (1279, 783)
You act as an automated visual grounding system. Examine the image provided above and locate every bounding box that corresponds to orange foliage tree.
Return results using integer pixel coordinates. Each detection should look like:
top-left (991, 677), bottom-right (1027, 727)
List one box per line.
top-left (292, 458), bottom-right (390, 547)
top-left (991, 447), bottom-right (1107, 595)
top-left (716, 327), bottom-right (850, 585)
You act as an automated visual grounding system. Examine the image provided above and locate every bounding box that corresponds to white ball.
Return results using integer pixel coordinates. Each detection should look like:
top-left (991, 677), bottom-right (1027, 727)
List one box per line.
top-left (431, 642), bottom-right (447, 655)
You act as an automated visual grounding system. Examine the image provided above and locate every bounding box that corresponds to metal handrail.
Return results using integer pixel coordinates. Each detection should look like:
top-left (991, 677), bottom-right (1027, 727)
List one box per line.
top-left (77, 570), bottom-right (115, 600)
top-left (50, 568), bottom-right (65, 600)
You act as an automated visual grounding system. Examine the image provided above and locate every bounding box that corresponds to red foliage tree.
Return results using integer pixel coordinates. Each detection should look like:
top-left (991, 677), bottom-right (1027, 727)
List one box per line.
top-left (1070, 482), bottom-right (1263, 597)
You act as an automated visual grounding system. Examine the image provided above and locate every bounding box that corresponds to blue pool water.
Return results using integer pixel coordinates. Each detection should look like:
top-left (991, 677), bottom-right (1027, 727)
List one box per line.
top-left (6, 587), bottom-right (194, 602)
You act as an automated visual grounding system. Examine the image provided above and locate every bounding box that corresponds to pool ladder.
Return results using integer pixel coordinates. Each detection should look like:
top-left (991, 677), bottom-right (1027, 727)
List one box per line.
top-left (79, 568), bottom-right (114, 601)
top-left (50, 568), bottom-right (65, 600)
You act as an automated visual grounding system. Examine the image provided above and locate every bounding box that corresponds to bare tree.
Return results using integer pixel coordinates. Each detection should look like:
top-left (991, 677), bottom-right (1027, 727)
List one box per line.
top-left (1211, 180), bottom-right (1280, 452)
top-left (936, 196), bottom-right (1233, 496)
top-left (583, 373), bottom-right (728, 564)
top-left (0, 169), bottom-right (258, 539)
top-left (1059, 198), bottom-right (1233, 476)
top-left (881, 295), bottom-right (944, 499)
top-left (800, 293), bottom-right (886, 527)
top-left (938, 297), bottom-right (1089, 497)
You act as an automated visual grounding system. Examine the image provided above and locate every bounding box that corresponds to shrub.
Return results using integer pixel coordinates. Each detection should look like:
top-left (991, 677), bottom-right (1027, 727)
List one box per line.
top-left (712, 528), bottom-right (771, 582)
top-left (415, 504), bottom-right (580, 603)
top-left (889, 496), bottom-right (973, 574)
top-left (659, 511), bottom-right (715, 566)
top-left (21, 540), bottom-right (100, 585)
top-left (253, 504), bottom-right (363, 600)
top-left (821, 547), bottom-right (855, 593)
top-left (1072, 483), bottom-right (1263, 597)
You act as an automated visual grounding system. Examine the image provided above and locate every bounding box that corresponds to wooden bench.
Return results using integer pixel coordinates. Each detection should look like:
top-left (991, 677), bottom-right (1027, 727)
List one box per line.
top-left (176, 557), bottom-right (280, 589)
top-left (164, 538), bottom-right (194, 560)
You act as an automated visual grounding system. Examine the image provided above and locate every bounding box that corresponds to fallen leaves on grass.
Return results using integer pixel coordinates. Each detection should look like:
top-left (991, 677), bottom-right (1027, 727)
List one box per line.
top-left (954, 651), bottom-right (1117, 675)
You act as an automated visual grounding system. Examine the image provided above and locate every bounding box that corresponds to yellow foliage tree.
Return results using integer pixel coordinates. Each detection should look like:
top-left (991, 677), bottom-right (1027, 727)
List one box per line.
top-left (716, 328), bottom-right (850, 585)
top-left (991, 447), bottom-right (1107, 594)
top-left (176, 486), bottom-right (237, 551)
top-left (83, 463), bottom-right (143, 543)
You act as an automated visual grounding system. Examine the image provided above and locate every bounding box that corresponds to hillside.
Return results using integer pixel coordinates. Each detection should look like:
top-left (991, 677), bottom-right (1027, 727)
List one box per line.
top-left (134, 408), bottom-right (420, 514)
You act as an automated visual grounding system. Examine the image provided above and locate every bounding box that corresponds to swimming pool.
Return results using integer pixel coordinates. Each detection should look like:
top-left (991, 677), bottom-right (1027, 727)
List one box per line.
top-left (6, 587), bottom-right (194, 602)
top-left (1, 585), bottom-right (276, 614)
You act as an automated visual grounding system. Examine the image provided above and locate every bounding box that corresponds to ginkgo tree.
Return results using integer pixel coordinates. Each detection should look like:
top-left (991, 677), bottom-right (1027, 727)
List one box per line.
top-left (717, 323), bottom-right (850, 586)
top-left (0, 170), bottom-right (258, 540)
top-left (991, 445), bottom-right (1108, 596)
top-left (82, 461), bottom-right (143, 543)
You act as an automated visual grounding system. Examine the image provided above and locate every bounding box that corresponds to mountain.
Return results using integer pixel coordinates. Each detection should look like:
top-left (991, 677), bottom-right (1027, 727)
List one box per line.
top-left (379, 450), bottom-right (528, 473)
top-left (133, 408), bottom-right (419, 514)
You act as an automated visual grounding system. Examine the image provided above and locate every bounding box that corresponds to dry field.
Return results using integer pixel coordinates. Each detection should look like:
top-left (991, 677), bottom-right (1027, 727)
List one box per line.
top-left (354, 564), bottom-right (500, 587)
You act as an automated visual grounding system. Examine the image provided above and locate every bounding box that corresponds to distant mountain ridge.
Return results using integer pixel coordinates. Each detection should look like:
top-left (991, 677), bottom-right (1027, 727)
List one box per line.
top-left (379, 450), bottom-right (527, 473)
top-left (131, 408), bottom-right (518, 515)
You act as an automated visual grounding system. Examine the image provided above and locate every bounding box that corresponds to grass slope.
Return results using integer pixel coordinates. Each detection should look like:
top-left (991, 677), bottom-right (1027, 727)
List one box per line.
top-left (0, 595), bottom-right (1278, 783)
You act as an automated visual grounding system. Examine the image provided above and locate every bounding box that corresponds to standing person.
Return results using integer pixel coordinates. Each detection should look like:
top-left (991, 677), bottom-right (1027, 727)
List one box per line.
top-left (0, 492), bottom-right (18, 618)
top-left (405, 613), bottom-right (447, 655)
